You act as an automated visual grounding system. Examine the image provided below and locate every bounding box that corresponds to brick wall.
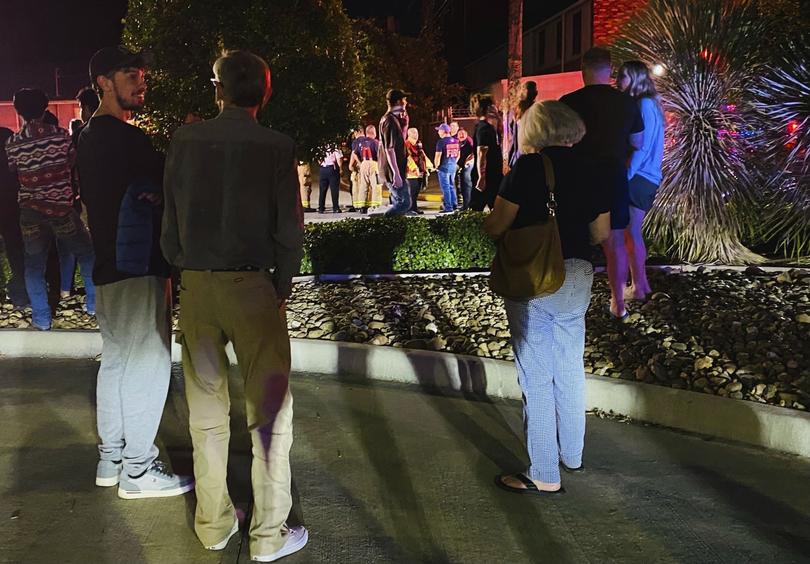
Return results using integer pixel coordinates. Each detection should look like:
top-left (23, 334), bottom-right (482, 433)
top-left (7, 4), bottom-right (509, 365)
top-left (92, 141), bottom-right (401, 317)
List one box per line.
top-left (592, 0), bottom-right (649, 46)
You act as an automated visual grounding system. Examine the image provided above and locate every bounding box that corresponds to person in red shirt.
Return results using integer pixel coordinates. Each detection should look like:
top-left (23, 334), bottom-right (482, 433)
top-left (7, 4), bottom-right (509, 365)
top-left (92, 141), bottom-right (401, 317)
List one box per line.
top-left (5, 88), bottom-right (96, 330)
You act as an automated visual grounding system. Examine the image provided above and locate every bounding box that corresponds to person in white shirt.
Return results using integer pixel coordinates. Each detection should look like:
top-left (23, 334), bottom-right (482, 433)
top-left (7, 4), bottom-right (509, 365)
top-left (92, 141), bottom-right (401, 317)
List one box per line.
top-left (318, 148), bottom-right (343, 213)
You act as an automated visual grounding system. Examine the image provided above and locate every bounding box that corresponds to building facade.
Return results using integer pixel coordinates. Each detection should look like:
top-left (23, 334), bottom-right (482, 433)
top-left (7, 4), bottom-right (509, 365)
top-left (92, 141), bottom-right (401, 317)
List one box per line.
top-left (463, 0), bottom-right (647, 90)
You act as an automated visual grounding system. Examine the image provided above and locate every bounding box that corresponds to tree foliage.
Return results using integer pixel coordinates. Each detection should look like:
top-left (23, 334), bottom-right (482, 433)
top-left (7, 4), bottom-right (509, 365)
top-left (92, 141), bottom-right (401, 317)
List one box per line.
top-left (123, 1), bottom-right (462, 159)
top-left (123, 0), bottom-right (365, 159)
top-left (350, 19), bottom-right (464, 133)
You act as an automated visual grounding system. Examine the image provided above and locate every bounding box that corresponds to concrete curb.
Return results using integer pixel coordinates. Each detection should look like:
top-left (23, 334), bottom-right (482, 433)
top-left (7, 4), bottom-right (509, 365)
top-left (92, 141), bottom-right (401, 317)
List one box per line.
top-left (1, 329), bottom-right (808, 458)
top-left (291, 265), bottom-right (809, 283)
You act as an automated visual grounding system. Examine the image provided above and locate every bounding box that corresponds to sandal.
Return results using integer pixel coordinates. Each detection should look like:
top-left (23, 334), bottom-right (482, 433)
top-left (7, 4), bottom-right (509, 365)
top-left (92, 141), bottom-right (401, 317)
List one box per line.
top-left (494, 473), bottom-right (566, 496)
top-left (607, 305), bottom-right (630, 323)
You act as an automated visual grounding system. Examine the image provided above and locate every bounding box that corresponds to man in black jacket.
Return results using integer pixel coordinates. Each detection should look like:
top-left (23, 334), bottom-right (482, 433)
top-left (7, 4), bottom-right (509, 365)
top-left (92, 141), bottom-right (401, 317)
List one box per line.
top-left (77, 46), bottom-right (194, 500)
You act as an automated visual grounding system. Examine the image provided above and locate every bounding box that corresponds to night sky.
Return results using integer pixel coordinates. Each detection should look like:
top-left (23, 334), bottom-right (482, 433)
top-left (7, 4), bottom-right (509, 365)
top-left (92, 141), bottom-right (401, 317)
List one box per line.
top-left (0, 0), bottom-right (576, 101)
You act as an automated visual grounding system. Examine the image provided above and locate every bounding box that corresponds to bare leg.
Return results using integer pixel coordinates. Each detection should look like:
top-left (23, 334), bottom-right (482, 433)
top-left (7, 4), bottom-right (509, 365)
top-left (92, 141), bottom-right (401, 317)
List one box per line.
top-left (603, 230), bottom-right (629, 317)
top-left (625, 206), bottom-right (651, 300)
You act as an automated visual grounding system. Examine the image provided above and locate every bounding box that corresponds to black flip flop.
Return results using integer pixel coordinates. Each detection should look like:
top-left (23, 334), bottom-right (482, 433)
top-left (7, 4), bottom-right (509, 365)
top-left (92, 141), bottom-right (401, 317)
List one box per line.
top-left (494, 473), bottom-right (566, 496)
top-left (607, 305), bottom-right (630, 323)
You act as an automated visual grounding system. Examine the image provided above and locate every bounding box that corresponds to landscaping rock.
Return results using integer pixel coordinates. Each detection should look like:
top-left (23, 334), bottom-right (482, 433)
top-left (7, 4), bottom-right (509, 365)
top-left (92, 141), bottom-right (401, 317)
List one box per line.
top-left (2, 269), bottom-right (808, 412)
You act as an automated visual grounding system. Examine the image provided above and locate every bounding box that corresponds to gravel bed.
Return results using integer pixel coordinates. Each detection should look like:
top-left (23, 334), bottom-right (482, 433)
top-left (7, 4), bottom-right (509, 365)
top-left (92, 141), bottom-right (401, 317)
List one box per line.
top-left (2, 268), bottom-right (808, 411)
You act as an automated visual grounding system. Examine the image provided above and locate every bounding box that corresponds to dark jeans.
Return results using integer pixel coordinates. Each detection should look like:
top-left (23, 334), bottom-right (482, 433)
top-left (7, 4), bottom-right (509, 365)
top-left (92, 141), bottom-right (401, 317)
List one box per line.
top-left (385, 180), bottom-right (411, 216)
top-left (407, 177), bottom-right (423, 212)
top-left (318, 166), bottom-right (340, 212)
top-left (19, 208), bottom-right (96, 327)
top-left (0, 194), bottom-right (29, 306)
top-left (57, 239), bottom-right (76, 293)
top-left (460, 165), bottom-right (473, 210)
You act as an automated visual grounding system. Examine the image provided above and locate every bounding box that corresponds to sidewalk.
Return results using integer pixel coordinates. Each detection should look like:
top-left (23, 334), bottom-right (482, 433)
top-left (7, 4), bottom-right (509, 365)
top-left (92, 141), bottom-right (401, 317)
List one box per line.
top-left (304, 172), bottom-right (448, 223)
top-left (1, 358), bottom-right (809, 563)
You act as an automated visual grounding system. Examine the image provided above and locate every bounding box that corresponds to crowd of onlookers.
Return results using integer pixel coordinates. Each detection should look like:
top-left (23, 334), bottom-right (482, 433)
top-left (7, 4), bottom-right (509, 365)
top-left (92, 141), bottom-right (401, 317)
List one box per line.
top-left (0, 42), bottom-right (665, 561)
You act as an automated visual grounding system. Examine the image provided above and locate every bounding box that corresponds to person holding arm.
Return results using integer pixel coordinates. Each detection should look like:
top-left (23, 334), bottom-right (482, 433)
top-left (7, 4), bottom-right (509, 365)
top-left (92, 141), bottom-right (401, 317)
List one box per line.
top-left (484, 100), bottom-right (610, 496)
top-left (617, 61), bottom-right (665, 302)
top-left (561, 47), bottom-right (643, 321)
top-left (161, 50), bottom-right (307, 562)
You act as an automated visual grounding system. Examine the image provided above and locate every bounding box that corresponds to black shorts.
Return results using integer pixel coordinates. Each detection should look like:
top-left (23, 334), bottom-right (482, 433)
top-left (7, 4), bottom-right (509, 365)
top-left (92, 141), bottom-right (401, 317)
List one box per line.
top-left (628, 174), bottom-right (659, 212)
top-left (605, 163), bottom-right (630, 230)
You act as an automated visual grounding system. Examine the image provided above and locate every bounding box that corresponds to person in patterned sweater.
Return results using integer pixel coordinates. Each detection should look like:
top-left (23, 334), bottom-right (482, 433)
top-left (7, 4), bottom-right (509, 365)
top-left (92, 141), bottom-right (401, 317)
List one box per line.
top-left (4, 88), bottom-right (96, 330)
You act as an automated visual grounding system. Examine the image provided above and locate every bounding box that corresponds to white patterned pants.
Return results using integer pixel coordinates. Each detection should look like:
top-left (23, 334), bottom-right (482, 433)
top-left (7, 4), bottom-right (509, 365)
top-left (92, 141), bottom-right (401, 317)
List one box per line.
top-left (504, 258), bottom-right (594, 483)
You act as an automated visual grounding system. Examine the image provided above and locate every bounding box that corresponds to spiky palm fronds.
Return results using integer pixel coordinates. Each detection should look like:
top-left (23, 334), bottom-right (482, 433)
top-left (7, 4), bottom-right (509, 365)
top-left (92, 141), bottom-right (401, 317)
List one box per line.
top-left (749, 30), bottom-right (810, 259)
top-left (613, 0), bottom-right (768, 264)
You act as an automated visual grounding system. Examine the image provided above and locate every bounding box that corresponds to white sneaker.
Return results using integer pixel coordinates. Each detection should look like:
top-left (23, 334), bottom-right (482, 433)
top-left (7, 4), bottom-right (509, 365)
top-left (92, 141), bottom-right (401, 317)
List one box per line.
top-left (205, 518), bottom-right (239, 551)
top-left (117, 460), bottom-right (195, 499)
top-left (252, 526), bottom-right (308, 562)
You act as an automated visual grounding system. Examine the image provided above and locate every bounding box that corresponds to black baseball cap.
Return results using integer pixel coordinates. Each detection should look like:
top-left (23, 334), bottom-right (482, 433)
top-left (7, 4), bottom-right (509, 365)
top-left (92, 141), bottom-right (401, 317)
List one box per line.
top-left (386, 88), bottom-right (410, 103)
top-left (89, 46), bottom-right (147, 80)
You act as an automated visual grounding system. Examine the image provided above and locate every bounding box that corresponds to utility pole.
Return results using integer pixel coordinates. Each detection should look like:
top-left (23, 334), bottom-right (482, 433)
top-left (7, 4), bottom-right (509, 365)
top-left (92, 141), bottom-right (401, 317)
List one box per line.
top-left (506, 0), bottom-right (523, 166)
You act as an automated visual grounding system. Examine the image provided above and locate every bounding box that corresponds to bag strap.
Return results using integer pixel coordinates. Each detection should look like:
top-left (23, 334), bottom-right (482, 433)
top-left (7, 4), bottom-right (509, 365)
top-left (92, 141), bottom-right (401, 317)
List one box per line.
top-left (541, 153), bottom-right (557, 217)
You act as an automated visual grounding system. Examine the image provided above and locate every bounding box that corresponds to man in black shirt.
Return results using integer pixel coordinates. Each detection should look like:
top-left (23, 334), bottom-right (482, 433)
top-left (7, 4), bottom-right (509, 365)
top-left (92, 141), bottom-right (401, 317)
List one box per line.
top-left (561, 47), bottom-right (643, 319)
top-left (378, 88), bottom-right (411, 216)
top-left (470, 93), bottom-right (503, 212)
top-left (77, 46), bottom-right (193, 499)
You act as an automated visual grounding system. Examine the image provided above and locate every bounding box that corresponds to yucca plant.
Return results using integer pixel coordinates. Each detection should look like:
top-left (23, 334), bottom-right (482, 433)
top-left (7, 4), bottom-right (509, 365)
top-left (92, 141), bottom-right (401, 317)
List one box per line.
top-left (613, 0), bottom-right (769, 264)
top-left (751, 31), bottom-right (810, 260)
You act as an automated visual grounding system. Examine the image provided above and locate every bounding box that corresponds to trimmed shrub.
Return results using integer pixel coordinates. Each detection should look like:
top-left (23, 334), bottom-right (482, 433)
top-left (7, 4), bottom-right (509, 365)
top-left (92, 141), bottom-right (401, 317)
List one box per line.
top-left (301, 211), bottom-right (496, 275)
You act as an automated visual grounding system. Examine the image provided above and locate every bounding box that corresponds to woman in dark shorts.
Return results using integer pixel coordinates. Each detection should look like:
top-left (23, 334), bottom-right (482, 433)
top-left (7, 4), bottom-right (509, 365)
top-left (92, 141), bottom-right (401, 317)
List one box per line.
top-left (617, 61), bottom-right (665, 301)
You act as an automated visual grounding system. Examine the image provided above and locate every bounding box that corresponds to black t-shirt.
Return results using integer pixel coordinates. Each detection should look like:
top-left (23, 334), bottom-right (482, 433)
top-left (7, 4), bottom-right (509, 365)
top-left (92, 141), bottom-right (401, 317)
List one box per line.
top-left (498, 148), bottom-right (611, 261)
top-left (77, 115), bottom-right (170, 285)
top-left (458, 137), bottom-right (474, 167)
top-left (473, 120), bottom-right (503, 186)
top-left (560, 84), bottom-right (643, 164)
top-left (378, 111), bottom-right (407, 185)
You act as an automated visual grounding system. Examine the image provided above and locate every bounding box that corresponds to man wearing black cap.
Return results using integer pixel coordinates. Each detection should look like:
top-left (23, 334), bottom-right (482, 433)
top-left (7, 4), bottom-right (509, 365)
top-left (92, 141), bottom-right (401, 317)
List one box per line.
top-left (378, 88), bottom-right (411, 216)
top-left (76, 46), bottom-right (194, 500)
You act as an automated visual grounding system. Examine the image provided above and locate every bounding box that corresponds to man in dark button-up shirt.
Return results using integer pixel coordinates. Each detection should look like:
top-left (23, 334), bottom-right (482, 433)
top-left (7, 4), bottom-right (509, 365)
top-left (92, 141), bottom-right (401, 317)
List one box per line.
top-left (161, 50), bottom-right (307, 562)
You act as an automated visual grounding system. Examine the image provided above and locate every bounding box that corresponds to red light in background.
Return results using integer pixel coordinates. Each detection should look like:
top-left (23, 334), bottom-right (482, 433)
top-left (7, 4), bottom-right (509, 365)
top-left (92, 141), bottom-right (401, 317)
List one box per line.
top-left (787, 120), bottom-right (799, 135)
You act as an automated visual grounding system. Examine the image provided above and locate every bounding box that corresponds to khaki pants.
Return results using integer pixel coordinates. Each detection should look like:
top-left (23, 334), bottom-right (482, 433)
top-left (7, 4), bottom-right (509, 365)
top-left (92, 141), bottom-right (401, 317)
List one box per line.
top-left (350, 170), bottom-right (361, 208)
top-left (297, 163), bottom-right (312, 208)
top-left (357, 160), bottom-right (382, 208)
top-left (179, 270), bottom-right (293, 556)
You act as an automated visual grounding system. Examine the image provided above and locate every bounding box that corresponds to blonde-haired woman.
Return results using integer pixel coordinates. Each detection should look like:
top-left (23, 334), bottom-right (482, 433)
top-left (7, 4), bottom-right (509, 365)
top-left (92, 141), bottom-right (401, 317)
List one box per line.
top-left (484, 101), bottom-right (611, 495)
top-left (617, 61), bottom-right (665, 301)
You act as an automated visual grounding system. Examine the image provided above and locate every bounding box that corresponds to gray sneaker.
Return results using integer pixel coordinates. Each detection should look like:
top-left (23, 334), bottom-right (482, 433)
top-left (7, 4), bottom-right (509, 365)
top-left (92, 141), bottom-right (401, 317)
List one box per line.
top-left (117, 460), bottom-right (195, 500)
top-left (95, 459), bottom-right (122, 487)
top-left (252, 526), bottom-right (308, 562)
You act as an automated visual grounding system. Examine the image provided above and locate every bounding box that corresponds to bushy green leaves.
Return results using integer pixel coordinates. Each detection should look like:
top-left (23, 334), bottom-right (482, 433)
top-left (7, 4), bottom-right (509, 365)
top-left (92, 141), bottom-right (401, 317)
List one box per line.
top-left (123, 0), bottom-right (364, 158)
top-left (301, 212), bottom-right (496, 274)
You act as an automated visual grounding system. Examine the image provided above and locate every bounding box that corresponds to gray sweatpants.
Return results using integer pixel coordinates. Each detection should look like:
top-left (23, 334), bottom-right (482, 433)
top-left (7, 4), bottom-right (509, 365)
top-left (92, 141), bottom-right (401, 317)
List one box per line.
top-left (95, 276), bottom-right (172, 476)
